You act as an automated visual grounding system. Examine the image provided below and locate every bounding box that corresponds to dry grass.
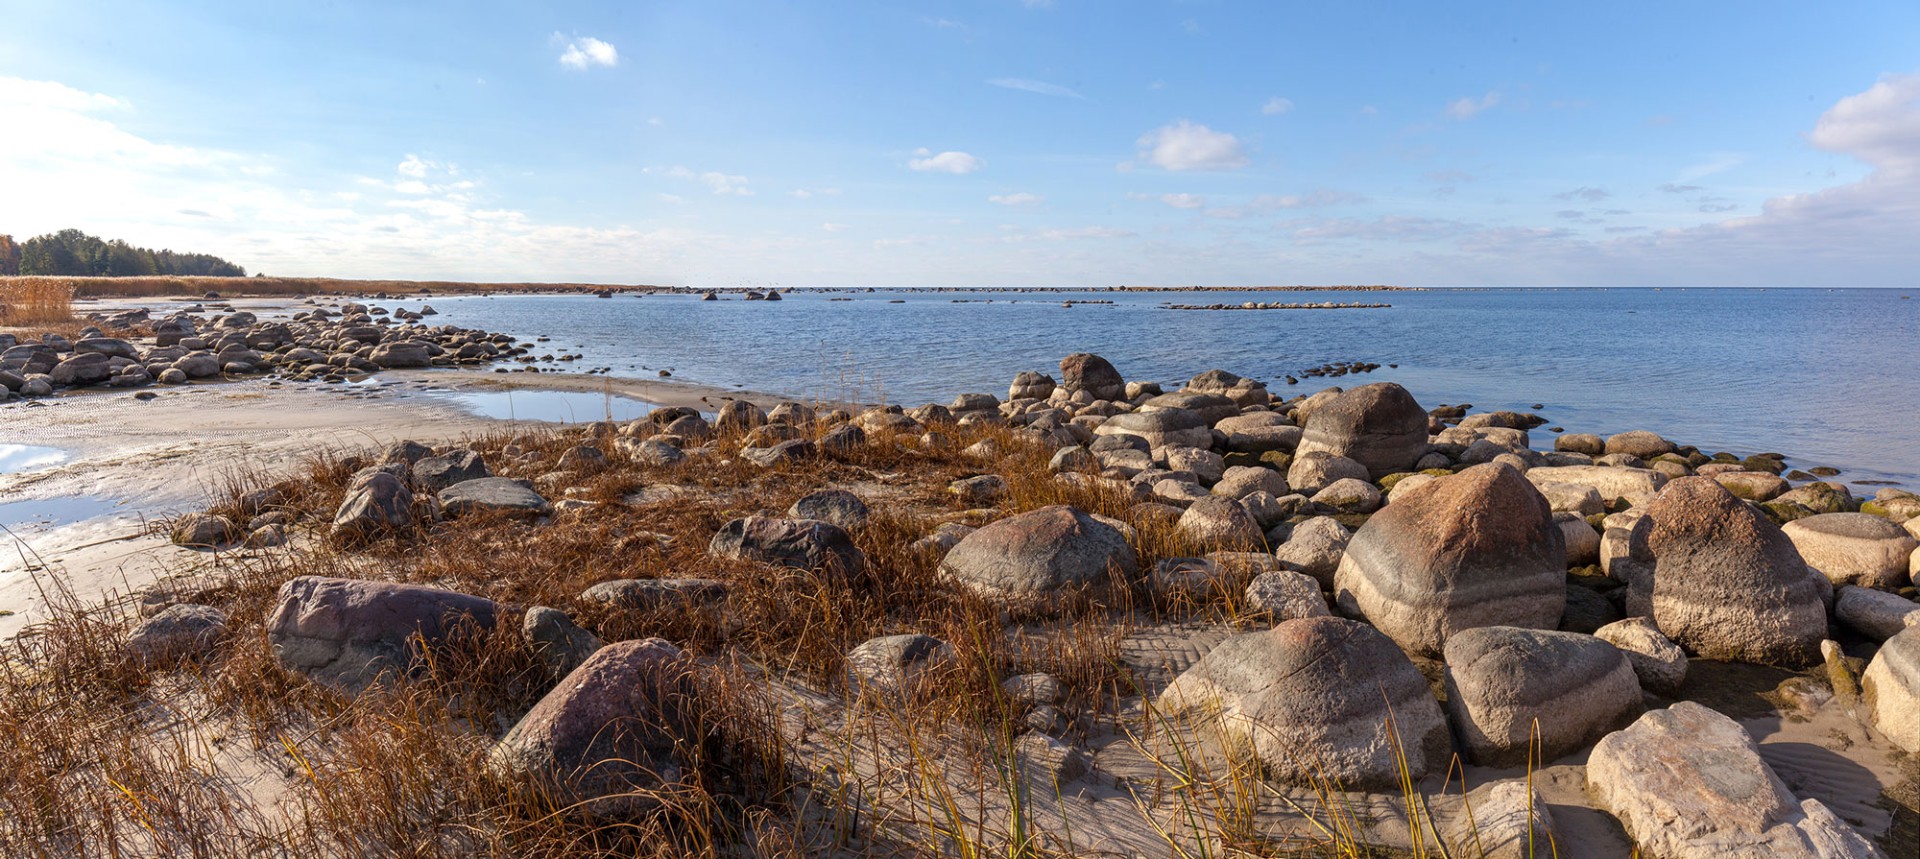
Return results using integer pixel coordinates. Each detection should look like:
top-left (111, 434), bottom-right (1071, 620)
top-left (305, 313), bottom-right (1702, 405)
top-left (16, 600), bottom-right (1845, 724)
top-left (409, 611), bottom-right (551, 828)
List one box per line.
top-left (0, 278), bottom-right (77, 326)
top-left (0, 414), bottom-right (1535, 857)
top-left (2, 275), bottom-right (667, 300)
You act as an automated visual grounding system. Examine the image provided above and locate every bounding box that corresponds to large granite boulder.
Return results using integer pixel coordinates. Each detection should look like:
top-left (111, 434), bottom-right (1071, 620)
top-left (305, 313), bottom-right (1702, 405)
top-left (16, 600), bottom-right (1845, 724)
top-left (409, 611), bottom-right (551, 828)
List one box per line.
top-left (1862, 625), bottom-right (1920, 754)
top-left (1140, 391), bottom-right (1238, 426)
top-left (1273, 516), bottom-right (1352, 587)
top-left (1156, 617), bottom-right (1451, 790)
top-left (440, 477), bottom-right (551, 518)
top-left (265, 576), bottom-right (501, 693)
top-left (412, 450), bottom-right (489, 493)
top-left (1523, 465), bottom-right (1667, 503)
top-left (1603, 430), bottom-right (1675, 459)
top-left (330, 471), bottom-right (413, 544)
top-left (939, 505), bottom-right (1138, 607)
top-left (1334, 464), bottom-right (1566, 657)
top-left (708, 516), bottom-right (864, 576)
top-left (1442, 627), bottom-right (1642, 767)
top-left (1094, 408), bottom-right (1212, 450)
top-left (1644, 477), bottom-right (1831, 668)
top-left (1594, 617), bottom-right (1688, 696)
top-left (1293, 382), bottom-right (1428, 479)
top-left (845, 633), bottom-right (956, 700)
top-left (1059, 352), bottom-right (1125, 402)
top-left (1782, 512), bottom-right (1916, 590)
top-left (1175, 496), bottom-right (1264, 551)
top-left (1834, 585), bottom-right (1920, 641)
top-left (787, 488), bottom-right (870, 530)
top-left (1285, 450), bottom-right (1370, 495)
top-left (1587, 702), bottom-right (1886, 858)
top-left (486, 639), bottom-right (692, 814)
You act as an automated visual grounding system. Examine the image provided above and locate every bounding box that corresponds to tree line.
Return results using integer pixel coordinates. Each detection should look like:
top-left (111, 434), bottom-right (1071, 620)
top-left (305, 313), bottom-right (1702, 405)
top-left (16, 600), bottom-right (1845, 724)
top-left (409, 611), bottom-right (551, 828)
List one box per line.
top-left (0, 229), bottom-right (246, 277)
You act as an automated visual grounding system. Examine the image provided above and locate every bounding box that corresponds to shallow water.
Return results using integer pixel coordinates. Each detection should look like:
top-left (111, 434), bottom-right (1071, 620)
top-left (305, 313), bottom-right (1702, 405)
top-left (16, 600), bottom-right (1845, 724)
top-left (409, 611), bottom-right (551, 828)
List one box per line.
top-left (0, 495), bottom-right (127, 532)
top-left (0, 444), bottom-right (66, 474)
top-left (438, 389), bottom-right (661, 423)
top-left (415, 288), bottom-right (1920, 486)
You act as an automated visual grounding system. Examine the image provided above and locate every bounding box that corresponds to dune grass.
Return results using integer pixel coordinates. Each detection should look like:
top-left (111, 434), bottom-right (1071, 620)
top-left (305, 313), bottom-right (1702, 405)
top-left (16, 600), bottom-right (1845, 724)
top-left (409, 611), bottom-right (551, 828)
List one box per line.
top-left (1, 413), bottom-right (1544, 857)
top-left (0, 278), bottom-right (78, 327)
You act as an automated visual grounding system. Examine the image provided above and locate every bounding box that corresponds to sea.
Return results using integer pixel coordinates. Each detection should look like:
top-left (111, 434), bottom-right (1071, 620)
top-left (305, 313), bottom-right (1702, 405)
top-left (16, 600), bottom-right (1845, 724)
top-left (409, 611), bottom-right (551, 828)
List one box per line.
top-left (416, 287), bottom-right (1920, 488)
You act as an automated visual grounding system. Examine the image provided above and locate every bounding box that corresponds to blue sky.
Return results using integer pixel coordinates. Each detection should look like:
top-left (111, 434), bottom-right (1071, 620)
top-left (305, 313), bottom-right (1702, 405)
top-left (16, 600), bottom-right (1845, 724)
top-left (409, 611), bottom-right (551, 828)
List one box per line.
top-left (3, 1), bottom-right (1918, 286)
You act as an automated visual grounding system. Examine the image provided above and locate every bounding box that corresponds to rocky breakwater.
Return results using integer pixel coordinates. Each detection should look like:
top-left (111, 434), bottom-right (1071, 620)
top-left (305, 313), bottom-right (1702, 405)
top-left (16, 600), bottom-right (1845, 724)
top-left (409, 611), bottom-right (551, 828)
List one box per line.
top-left (0, 301), bottom-right (519, 399)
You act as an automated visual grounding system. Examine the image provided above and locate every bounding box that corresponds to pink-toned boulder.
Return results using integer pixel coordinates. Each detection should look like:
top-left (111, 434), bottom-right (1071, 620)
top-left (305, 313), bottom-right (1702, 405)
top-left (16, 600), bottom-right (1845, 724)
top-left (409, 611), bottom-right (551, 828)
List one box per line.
top-left (265, 576), bottom-right (500, 693)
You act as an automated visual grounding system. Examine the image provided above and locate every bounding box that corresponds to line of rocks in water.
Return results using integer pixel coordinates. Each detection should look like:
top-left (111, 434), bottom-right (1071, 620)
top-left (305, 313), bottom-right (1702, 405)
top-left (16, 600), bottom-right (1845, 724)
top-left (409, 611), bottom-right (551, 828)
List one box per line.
top-left (0, 301), bottom-right (544, 399)
top-left (140, 350), bottom-right (1917, 856)
top-left (1162, 301), bottom-right (1392, 310)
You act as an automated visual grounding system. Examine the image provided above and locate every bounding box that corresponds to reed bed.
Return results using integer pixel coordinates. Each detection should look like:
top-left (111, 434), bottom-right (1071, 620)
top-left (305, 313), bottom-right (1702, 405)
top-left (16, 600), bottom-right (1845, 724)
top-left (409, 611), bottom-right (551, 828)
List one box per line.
top-left (1, 275), bottom-right (667, 301)
top-left (0, 278), bottom-right (77, 326)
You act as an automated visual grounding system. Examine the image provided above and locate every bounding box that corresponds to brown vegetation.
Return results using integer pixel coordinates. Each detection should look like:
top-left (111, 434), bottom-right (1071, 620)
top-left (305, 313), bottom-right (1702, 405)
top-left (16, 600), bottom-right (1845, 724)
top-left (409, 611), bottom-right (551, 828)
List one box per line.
top-left (0, 278), bottom-right (77, 326)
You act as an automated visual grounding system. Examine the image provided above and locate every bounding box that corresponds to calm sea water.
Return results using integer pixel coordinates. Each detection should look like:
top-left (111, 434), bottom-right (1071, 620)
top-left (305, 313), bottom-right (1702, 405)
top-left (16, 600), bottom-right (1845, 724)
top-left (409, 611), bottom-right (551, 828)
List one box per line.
top-left (418, 288), bottom-right (1920, 487)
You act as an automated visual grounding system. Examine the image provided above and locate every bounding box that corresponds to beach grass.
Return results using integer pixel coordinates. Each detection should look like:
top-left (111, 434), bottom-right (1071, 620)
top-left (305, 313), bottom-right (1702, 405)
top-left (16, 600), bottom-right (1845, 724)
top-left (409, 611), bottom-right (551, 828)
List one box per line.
top-left (0, 278), bottom-right (78, 327)
top-left (1, 414), bottom-right (1556, 857)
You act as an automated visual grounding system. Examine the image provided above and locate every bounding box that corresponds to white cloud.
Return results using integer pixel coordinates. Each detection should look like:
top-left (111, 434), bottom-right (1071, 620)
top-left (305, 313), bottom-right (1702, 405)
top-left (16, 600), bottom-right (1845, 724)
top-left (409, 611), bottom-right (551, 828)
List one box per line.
top-left (1128, 192), bottom-right (1205, 209)
top-left (820, 223), bottom-right (848, 232)
top-left (989, 78), bottom-right (1084, 99)
top-left (661, 165), bottom-right (752, 195)
top-left (1261, 97), bottom-right (1294, 115)
top-left (558, 36), bottom-right (619, 71)
top-left (789, 187), bottom-right (842, 199)
top-left (656, 193), bottom-right (684, 204)
top-left (988, 192), bottom-right (1043, 206)
top-left (1446, 92), bottom-right (1501, 120)
top-left (1810, 74), bottom-right (1920, 174)
top-left (1135, 121), bottom-right (1249, 171)
top-left (909, 148), bottom-right (983, 174)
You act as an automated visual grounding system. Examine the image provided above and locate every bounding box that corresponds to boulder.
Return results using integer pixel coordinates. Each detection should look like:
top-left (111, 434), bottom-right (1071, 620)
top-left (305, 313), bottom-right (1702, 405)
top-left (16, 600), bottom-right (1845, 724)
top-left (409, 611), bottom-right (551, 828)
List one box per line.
top-left (412, 450), bottom-right (489, 492)
top-left (1557, 512), bottom-right (1601, 567)
top-left (1446, 780), bottom-right (1557, 859)
top-left (1141, 391), bottom-right (1238, 426)
top-left (1272, 516), bottom-right (1352, 587)
top-left (331, 471), bottom-right (413, 543)
top-left (1862, 625), bottom-right (1920, 754)
top-left (709, 516), bottom-right (864, 576)
top-left (125, 604), bottom-right (227, 665)
top-left (1311, 477), bottom-right (1382, 513)
top-left (1536, 481), bottom-right (1604, 517)
top-left (265, 576), bottom-right (501, 693)
top-left (1286, 450), bottom-right (1370, 495)
top-left (1782, 513), bottom-right (1917, 590)
top-left (440, 477), bottom-right (551, 518)
top-left (369, 341), bottom-right (432, 368)
top-left (171, 512), bottom-right (238, 548)
top-left (1643, 477), bottom-right (1830, 668)
top-left (1211, 465), bottom-right (1288, 500)
top-left (1523, 465), bottom-right (1667, 503)
top-left (1293, 382), bottom-right (1428, 479)
top-left (1094, 409), bottom-right (1212, 450)
top-left (486, 639), bottom-right (692, 814)
top-left (1603, 430), bottom-right (1675, 459)
top-left (1242, 570), bottom-right (1330, 620)
top-left (938, 505), bottom-right (1138, 607)
top-left (49, 352), bottom-right (114, 386)
top-left (1176, 496), bottom-right (1264, 550)
top-left (787, 488), bottom-right (870, 530)
top-left (1008, 371), bottom-right (1055, 402)
top-left (580, 578), bottom-right (729, 612)
top-left (1156, 617), bottom-right (1451, 790)
top-left (1834, 585), bottom-right (1920, 641)
top-left (1442, 627), bottom-right (1642, 767)
top-left (1553, 433), bottom-right (1604, 455)
top-left (845, 633), bottom-right (956, 699)
top-left (1058, 352), bottom-right (1125, 402)
top-left (1334, 464), bottom-right (1566, 657)
top-left (522, 606), bottom-right (603, 682)
top-left (1594, 617), bottom-right (1688, 696)
top-left (1714, 471), bottom-right (1791, 502)
top-left (1587, 702), bottom-right (1886, 859)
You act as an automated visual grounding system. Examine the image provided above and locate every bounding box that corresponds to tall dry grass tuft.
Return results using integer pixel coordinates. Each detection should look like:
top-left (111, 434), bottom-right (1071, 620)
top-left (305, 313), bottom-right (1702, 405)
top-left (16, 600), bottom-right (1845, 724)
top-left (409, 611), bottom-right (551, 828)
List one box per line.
top-left (0, 278), bottom-right (77, 326)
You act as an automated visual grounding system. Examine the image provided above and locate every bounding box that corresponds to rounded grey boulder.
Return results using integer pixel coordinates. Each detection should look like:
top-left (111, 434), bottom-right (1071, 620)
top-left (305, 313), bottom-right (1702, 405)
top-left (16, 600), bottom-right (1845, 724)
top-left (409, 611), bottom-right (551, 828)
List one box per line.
top-left (1644, 477), bottom-right (1830, 668)
top-left (1782, 512), bottom-right (1916, 590)
top-left (1862, 625), bottom-right (1920, 754)
top-left (709, 516), bottom-right (865, 576)
top-left (1294, 382), bottom-right (1428, 479)
top-left (1442, 626), bottom-right (1643, 767)
top-left (1156, 617), bottom-right (1451, 790)
top-left (1334, 464), bottom-right (1567, 658)
top-left (939, 505), bottom-right (1138, 607)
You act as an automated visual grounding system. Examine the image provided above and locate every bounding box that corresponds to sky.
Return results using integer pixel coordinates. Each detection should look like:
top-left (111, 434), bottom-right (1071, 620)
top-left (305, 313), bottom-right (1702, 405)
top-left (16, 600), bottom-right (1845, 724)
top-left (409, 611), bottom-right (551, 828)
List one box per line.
top-left (2, 1), bottom-right (1919, 287)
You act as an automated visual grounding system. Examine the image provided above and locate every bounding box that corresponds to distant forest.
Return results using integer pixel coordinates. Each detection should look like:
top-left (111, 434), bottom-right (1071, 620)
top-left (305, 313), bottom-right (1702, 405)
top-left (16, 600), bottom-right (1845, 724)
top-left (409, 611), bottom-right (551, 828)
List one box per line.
top-left (0, 229), bottom-right (246, 277)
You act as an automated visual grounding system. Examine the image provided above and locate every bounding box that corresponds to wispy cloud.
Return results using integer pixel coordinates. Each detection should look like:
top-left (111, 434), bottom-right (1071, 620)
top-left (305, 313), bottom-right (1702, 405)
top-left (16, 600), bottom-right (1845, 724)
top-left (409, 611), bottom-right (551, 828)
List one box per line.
top-left (1445, 91), bottom-right (1501, 120)
top-left (988, 192), bottom-right (1044, 206)
top-left (1261, 97), bottom-right (1294, 115)
top-left (989, 78), bottom-right (1084, 99)
top-left (1128, 192), bottom-right (1205, 209)
top-left (659, 166), bottom-right (752, 195)
top-left (1552, 186), bottom-right (1611, 202)
top-left (1134, 121), bottom-right (1248, 171)
top-left (1658, 183), bottom-right (1702, 194)
top-left (557, 36), bottom-right (618, 71)
top-left (909, 148), bottom-right (983, 174)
